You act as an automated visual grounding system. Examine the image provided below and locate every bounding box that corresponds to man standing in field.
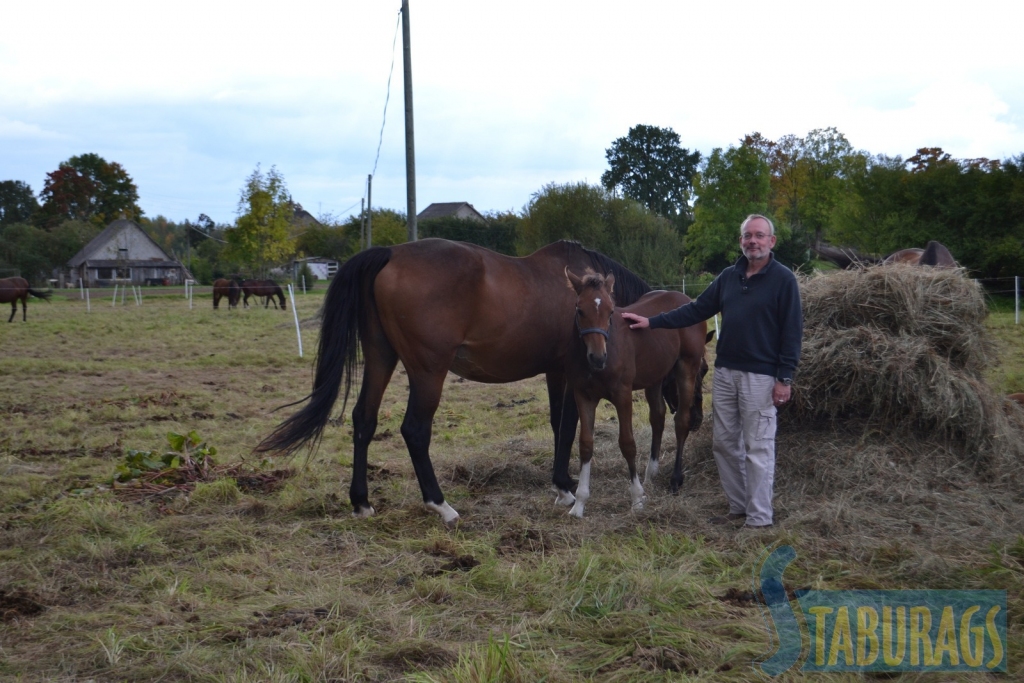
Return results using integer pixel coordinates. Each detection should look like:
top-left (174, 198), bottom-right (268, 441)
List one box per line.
top-left (620, 215), bottom-right (802, 529)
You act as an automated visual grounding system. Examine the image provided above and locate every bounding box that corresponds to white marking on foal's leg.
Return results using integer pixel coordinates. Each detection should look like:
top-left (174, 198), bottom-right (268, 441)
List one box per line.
top-left (568, 462), bottom-right (591, 518)
top-left (352, 505), bottom-right (376, 519)
top-left (552, 486), bottom-right (576, 506)
top-left (644, 457), bottom-right (659, 485)
top-left (629, 475), bottom-right (646, 511)
top-left (425, 501), bottom-right (460, 527)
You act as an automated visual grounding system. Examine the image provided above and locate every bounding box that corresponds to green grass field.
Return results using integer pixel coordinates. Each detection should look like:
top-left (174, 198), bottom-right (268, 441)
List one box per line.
top-left (1, 290), bottom-right (1021, 681)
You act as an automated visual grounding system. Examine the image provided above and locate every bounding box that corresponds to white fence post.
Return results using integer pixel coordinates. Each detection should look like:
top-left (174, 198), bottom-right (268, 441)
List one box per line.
top-left (1016, 276), bottom-right (1019, 325)
top-left (288, 284), bottom-right (303, 357)
top-left (111, 284), bottom-right (118, 307)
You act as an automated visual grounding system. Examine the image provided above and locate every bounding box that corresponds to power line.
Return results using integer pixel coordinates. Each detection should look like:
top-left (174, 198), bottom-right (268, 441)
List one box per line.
top-left (371, 8), bottom-right (402, 180)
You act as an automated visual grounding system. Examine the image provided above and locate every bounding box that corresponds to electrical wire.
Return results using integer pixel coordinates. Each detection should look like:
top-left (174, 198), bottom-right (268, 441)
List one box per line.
top-left (371, 9), bottom-right (402, 180)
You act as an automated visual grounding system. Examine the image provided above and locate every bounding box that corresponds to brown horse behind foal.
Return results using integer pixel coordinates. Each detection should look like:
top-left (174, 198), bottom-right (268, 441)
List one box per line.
top-left (212, 278), bottom-right (241, 310)
top-left (564, 269), bottom-right (711, 517)
top-left (882, 240), bottom-right (957, 267)
top-left (0, 277), bottom-right (52, 322)
top-left (256, 239), bottom-right (653, 526)
top-left (241, 280), bottom-right (286, 309)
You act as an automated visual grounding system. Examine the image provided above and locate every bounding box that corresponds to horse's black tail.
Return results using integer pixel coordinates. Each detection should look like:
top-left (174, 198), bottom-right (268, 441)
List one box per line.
top-left (256, 248), bottom-right (392, 455)
top-left (27, 288), bottom-right (52, 301)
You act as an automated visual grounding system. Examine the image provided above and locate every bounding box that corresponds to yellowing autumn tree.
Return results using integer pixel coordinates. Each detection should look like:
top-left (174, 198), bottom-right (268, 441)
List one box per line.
top-left (227, 165), bottom-right (295, 277)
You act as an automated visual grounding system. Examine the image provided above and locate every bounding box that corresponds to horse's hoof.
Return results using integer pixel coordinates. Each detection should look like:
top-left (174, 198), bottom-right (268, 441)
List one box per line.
top-left (631, 500), bottom-right (645, 512)
top-left (553, 488), bottom-right (576, 507)
top-left (568, 503), bottom-right (585, 518)
top-left (425, 501), bottom-right (460, 527)
top-left (352, 504), bottom-right (376, 519)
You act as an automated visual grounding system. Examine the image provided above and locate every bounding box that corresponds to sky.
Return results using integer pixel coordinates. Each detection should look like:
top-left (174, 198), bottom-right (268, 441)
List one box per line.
top-left (2, 0), bottom-right (1023, 226)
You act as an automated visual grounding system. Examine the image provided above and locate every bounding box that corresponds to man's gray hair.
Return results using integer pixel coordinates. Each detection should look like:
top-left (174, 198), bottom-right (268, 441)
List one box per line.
top-left (740, 214), bottom-right (775, 236)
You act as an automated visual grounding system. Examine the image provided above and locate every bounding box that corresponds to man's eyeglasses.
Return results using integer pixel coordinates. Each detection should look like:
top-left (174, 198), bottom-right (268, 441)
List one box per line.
top-left (742, 232), bottom-right (771, 240)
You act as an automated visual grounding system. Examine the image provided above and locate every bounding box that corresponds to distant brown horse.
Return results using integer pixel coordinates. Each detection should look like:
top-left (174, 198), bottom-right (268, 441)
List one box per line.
top-left (255, 239), bottom-right (655, 526)
top-left (0, 277), bottom-right (52, 322)
top-left (241, 280), bottom-right (286, 310)
top-left (212, 278), bottom-right (241, 310)
top-left (882, 241), bottom-right (957, 268)
top-left (564, 270), bottom-right (711, 516)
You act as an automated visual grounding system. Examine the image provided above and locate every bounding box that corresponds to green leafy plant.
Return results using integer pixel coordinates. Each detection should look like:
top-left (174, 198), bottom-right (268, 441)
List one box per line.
top-left (113, 430), bottom-right (217, 484)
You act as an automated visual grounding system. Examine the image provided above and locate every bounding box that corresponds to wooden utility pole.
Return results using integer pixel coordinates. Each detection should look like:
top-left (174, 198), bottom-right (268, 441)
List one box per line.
top-left (360, 198), bottom-right (365, 251)
top-left (366, 174), bottom-right (373, 248)
top-left (402, 0), bottom-right (417, 241)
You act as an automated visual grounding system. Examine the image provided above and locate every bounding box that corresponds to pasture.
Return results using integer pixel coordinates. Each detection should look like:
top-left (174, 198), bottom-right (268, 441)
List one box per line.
top-left (1, 286), bottom-right (1022, 681)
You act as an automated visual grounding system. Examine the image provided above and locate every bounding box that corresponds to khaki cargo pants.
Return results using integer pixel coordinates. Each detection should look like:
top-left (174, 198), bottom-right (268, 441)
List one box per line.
top-left (711, 367), bottom-right (777, 526)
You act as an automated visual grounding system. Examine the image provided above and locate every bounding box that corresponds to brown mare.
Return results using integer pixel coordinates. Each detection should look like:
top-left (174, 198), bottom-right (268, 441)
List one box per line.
top-left (212, 278), bottom-right (241, 310)
top-left (242, 280), bottom-right (286, 309)
top-left (882, 241), bottom-right (957, 267)
top-left (256, 239), bottom-right (653, 525)
top-left (564, 269), bottom-right (711, 517)
top-left (0, 277), bottom-right (52, 322)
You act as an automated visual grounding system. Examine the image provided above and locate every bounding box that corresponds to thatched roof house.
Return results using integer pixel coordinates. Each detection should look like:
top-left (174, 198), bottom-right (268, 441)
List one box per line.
top-left (66, 218), bottom-right (191, 287)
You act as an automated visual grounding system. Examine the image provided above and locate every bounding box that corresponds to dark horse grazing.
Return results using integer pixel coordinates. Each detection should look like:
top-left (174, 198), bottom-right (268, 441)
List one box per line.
top-left (242, 280), bottom-right (286, 309)
top-left (564, 269), bottom-right (711, 517)
top-left (256, 238), bottom-right (653, 525)
top-left (212, 278), bottom-right (241, 310)
top-left (882, 241), bottom-right (957, 267)
top-left (0, 277), bottom-right (52, 322)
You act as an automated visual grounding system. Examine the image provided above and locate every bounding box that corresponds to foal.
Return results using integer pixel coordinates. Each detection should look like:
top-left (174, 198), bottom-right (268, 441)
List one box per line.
top-left (565, 269), bottom-right (711, 518)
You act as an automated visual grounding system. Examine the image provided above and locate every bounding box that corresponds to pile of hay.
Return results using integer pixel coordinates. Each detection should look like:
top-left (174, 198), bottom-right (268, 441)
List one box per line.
top-left (788, 264), bottom-right (1024, 471)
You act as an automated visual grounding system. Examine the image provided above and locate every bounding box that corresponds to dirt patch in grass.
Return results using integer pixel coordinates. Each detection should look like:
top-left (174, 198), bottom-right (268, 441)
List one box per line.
top-left (0, 588), bottom-right (46, 620)
top-left (221, 607), bottom-right (331, 641)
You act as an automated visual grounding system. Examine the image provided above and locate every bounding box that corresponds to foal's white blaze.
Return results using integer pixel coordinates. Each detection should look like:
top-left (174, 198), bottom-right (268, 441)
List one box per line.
top-left (594, 297), bottom-right (601, 310)
top-left (569, 461), bottom-right (592, 518)
top-left (425, 501), bottom-right (460, 526)
top-left (629, 475), bottom-right (646, 511)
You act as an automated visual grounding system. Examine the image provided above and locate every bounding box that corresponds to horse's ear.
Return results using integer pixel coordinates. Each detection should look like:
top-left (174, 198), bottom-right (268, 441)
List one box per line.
top-left (565, 267), bottom-right (584, 294)
top-left (604, 273), bottom-right (615, 295)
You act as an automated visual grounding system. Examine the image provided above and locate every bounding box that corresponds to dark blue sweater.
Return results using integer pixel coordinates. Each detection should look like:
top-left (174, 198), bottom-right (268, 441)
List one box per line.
top-left (648, 253), bottom-right (803, 381)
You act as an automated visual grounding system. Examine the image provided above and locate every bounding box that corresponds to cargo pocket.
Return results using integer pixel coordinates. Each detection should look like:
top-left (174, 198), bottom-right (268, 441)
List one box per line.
top-left (756, 408), bottom-right (776, 441)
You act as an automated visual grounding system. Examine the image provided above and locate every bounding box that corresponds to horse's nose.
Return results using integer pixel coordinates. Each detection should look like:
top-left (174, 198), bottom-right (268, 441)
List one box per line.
top-left (588, 352), bottom-right (606, 372)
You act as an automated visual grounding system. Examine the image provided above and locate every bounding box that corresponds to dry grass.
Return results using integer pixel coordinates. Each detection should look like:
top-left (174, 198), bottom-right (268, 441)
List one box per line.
top-left (0, 281), bottom-right (1022, 681)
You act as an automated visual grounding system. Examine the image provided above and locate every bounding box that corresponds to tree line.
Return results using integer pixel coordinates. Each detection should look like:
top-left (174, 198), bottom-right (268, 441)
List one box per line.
top-left (3, 127), bottom-right (1023, 287)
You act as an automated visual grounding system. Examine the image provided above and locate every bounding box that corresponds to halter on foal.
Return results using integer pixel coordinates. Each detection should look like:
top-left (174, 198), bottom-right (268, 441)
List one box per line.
top-left (564, 269), bottom-right (711, 518)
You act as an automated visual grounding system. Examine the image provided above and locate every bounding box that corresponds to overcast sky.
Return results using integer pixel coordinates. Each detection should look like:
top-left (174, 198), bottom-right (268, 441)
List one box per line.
top-left (3, 1), bottom-right (1023, 225)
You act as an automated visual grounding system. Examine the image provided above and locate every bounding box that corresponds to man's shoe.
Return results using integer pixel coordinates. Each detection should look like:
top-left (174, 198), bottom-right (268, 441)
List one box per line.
top-left (708, 513), bottom-right (746, 525)
top-left (741, 522), bottom-right (774, 530)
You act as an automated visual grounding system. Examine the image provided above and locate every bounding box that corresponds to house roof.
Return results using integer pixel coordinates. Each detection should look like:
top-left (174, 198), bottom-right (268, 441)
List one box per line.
top-left (67, 219), bottom-right (175, 268)
top-left (417, 202), bottom-right (486, 222)
top-left (80, 260), bottom-right (182, 268)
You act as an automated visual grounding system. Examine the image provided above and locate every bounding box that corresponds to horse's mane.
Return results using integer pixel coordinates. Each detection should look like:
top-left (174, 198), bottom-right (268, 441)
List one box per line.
top-left (557, 240), bottom-right (651, 306)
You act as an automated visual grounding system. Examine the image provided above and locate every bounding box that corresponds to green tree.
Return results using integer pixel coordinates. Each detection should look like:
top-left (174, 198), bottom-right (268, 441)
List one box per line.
top-left (0, 219), bottom-right (99, 283)
top-left (0, 180), bottom-right (39, 225)
top-left (418, 212), bottom-right (519, 255)
top-left (518, 182), bottom-right (684, 284)
top-left (37, 154), bottom-right (142, 227)
top-left (800, 127), bottom-right (856, 249)
top-left (296, 215), bottom-right (358, 261)
top-left (226, 165), bottom-right (296, 277)
top-left (601, 124), bottom-right (701, 231)
top-left (684, 143), bottom-right (771, 273)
